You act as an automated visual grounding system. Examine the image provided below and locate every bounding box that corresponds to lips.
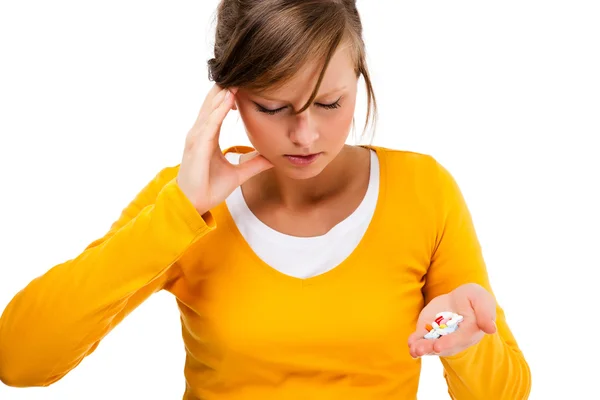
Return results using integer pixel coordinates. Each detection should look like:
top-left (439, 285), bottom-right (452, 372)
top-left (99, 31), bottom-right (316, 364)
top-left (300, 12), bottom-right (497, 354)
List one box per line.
top-left (284, 153), bottom-right (321, 166)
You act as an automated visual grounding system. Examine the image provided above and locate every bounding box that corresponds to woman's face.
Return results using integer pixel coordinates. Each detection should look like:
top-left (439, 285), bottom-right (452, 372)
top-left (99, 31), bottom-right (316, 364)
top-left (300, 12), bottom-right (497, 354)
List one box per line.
top-left (234, 45), bottom-right (359, 180)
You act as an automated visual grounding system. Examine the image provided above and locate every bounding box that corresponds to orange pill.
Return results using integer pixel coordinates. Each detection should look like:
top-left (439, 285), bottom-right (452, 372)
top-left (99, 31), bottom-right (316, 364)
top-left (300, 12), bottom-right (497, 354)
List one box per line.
top-left (425, 324), bottom-right (433, 331)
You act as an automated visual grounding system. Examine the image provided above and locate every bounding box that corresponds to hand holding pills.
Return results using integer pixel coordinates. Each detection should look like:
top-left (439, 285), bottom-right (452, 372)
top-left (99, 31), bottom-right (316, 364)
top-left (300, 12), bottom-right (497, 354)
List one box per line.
top-left (408, 283), bottom-right (497, 358)
top-left (423, 311), bottom-right (464, 339)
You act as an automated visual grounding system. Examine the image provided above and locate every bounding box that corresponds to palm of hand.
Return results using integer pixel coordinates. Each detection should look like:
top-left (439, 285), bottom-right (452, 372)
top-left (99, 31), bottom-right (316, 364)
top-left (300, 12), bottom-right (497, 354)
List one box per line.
top-left (408, 283), bottom-right (497, 358)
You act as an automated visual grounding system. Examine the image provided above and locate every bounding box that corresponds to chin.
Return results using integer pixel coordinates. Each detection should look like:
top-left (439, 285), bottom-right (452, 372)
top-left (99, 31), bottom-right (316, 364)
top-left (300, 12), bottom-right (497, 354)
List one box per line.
top-left (283, 167), bottom-right (326, 180)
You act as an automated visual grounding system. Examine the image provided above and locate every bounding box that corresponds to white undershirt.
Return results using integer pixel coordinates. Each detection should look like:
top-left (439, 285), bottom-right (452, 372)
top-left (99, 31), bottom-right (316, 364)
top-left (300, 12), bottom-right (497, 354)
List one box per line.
top-left (224, 150), bottom-right (379, 279)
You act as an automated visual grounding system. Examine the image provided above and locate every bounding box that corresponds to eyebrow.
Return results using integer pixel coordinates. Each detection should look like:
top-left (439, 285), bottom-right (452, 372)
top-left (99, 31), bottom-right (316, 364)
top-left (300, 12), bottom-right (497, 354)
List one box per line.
top-left (256, 86), bottom-right (347, 103)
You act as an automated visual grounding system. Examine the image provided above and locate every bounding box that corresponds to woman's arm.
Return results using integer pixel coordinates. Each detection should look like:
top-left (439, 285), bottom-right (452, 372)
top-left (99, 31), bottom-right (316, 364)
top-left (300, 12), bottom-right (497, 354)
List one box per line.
top-left (423, 160), bottom-right (531, 399)
top-left (0, 166), bottom-right (214, 387)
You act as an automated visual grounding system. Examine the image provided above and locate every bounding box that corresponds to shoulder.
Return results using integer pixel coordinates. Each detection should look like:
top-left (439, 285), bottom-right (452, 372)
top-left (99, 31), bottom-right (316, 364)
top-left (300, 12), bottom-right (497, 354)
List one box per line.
top-left (369, 145), bottom-right (448, 181)
top-left (369, 145), bottom-right (462, 205)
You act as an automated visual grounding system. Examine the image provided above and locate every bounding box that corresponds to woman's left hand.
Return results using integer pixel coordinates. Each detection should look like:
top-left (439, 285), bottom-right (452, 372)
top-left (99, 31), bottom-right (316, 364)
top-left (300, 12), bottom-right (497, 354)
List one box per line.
top-left (408, 283), bottom-right (497, 358)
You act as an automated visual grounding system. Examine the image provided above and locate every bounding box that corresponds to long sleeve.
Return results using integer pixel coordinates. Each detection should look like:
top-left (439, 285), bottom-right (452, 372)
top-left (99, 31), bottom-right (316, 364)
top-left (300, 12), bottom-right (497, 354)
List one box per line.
top-left (423, 160), bottom-right (532, 399)
top-left (0, 166), bottom-right (215, 387)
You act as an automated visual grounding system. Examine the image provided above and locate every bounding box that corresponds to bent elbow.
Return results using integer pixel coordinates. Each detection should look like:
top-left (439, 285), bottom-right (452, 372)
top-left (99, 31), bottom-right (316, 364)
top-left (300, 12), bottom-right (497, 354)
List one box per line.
top-left (0, 354), bottom-right (65, 388)
top-left (0, 367), bottom-right (47, 388)
top-left (516, 358), bottom-right (532, 399)
top-left (501, 356), bottom-right (532, 399)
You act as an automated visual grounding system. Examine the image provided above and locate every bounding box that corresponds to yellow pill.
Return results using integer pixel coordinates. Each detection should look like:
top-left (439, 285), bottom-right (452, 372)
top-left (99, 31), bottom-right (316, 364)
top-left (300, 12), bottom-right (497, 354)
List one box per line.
top-left (440, 324), bottom-right (447, 329)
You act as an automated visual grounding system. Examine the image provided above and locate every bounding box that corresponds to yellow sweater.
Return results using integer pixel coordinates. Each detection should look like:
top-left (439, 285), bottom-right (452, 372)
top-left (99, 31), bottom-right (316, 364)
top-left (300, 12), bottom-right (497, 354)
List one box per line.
top-left (0, 146), bottom-right (531, 399)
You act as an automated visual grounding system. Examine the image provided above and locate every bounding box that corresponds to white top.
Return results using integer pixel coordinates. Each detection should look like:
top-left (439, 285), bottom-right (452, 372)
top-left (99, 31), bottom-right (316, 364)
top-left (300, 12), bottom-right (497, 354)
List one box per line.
top-left (224, 150), bottom-right (380, 279)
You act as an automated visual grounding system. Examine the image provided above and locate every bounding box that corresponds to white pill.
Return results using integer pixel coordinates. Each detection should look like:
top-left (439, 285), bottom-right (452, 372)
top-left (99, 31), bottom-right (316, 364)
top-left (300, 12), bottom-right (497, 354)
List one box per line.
top-left (444, 325), bottom-right (458, 333)
top-left (424, 331), bottom-right (440, 340)
top-left (436, 311), bottom-right (454, 319)
top-left (432, 321), bottom-right (439, 329)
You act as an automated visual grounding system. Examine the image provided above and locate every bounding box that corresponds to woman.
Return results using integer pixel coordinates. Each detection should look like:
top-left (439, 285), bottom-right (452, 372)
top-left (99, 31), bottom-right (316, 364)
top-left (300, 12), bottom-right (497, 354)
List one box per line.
top-left (0, 0), bottom-right (531, 398)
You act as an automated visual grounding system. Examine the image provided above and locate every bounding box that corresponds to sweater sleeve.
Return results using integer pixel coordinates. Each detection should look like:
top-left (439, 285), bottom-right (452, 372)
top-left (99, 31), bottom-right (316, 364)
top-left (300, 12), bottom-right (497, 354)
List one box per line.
top-left (0, 167), bottom-right (215, 387)
top-left (423, 159), bottom-right (532, 399)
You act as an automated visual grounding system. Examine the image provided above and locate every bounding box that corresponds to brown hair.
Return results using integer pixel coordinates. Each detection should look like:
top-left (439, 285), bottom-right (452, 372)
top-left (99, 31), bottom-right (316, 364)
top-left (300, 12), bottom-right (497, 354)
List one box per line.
top-left (207, 0), bottom-right (377, 141)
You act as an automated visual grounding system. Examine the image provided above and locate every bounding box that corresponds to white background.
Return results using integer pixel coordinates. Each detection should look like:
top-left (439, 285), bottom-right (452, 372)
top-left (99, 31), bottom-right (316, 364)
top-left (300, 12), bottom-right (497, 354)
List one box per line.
top-left (1, 0), bottom-right (598, 398)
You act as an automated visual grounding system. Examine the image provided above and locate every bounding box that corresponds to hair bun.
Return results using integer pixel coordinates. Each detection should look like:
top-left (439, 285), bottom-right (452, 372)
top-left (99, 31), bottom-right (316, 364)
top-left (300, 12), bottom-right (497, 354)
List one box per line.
top-left (207, 58), bottom-right (219, 81)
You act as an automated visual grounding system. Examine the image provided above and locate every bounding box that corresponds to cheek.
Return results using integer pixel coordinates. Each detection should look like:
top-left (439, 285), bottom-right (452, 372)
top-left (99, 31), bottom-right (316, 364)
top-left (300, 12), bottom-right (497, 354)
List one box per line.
top-left (324, 100), bottom-right (356, 140)
top-left (237, 104), bottom-right (277, 144)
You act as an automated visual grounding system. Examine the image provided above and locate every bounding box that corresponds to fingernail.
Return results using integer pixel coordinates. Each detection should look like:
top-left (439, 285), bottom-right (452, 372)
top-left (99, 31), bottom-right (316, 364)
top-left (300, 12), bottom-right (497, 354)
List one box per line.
top-left (224, 90), bottom-right (231, 101)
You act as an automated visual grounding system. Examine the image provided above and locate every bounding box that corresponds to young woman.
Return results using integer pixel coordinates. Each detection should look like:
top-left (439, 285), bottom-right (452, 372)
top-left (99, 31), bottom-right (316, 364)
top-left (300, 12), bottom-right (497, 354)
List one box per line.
top-left (0, 1), bottom-right (531, 398)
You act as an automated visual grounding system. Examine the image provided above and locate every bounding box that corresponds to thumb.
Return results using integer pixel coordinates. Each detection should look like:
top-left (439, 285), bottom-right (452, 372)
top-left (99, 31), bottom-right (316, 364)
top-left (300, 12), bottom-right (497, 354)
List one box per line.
top-left (236, 152), bottom-right (274, 184)
top-left (469, 286), bottom-right (497, 334)
top-left (478, 319), bottom-right (497, 335)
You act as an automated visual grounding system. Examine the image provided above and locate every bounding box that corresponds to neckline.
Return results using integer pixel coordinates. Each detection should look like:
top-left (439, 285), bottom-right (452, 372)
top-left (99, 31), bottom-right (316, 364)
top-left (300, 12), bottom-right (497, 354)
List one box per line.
top-left (226, 149), bottom-right (379, 246)
top-left (221, 145), bottom-right (388, 285)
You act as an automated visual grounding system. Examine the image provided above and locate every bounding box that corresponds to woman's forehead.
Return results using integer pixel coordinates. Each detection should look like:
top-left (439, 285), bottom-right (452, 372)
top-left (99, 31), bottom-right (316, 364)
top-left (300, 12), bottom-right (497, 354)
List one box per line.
top-left (250, 47), bottom-right (356, 101)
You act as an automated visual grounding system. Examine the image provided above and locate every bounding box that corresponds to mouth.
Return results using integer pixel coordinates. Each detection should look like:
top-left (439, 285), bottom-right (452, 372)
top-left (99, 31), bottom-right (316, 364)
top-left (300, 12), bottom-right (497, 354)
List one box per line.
top-left (283, 153), bottom-right (322, 166)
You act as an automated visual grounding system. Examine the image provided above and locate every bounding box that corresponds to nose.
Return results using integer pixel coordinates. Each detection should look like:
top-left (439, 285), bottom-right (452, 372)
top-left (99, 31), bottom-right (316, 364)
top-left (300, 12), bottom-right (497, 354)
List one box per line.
top-left (289, 112), bottom-right (319, 148)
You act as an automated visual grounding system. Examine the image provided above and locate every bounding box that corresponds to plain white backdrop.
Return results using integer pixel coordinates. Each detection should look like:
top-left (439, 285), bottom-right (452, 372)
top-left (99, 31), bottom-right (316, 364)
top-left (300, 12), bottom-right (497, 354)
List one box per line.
top-left (1, 0), bottom-right (598, 398)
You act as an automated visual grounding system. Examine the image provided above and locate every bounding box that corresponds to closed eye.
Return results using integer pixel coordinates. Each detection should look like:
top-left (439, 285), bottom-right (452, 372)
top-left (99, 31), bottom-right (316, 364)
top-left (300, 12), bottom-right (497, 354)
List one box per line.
top-left (255, 105), bottom-right (286, 115)
top-left (318, 99), bottom-right (342, 110)
top-left (255, 97), bottom-right (342, 115)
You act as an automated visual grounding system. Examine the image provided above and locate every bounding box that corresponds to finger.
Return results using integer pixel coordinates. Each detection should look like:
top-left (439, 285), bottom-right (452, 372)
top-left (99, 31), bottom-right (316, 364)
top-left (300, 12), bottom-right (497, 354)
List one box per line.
top-left (186, 85), bottom-right (225, 146)
top-left (469, 288), bottom-right (497, 334)
top-left (236, 152), bottom-right (274, 184)
top-left (409, 338), bottom-right (435, 358)
top-left (204, 89), bottom-right (237, 142)
top-left (203, 84), bottom-right (225, 110)
top-left (455, 284), bottom-right (497, 334)
top-left (408, 328), bottom-right (428, 348)
top-left (450, 286), bottom-right (494, 335)
top-left (194, 84), bottom-right (224, 121)
top-left (196, 85), bottom-right (237, 126)
top-left (210, 87), bottom-right (230, 110)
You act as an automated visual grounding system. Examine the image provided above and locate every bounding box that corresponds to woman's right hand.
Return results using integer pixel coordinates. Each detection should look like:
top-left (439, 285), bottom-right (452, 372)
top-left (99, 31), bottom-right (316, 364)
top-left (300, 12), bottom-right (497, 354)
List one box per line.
top-left (176, 84), bottom-right (273, 215)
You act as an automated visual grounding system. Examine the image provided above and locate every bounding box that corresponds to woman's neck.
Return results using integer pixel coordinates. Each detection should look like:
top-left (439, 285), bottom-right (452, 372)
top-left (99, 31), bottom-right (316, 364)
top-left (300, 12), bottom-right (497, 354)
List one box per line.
top-left (244, 145), bottom-right (370, 211)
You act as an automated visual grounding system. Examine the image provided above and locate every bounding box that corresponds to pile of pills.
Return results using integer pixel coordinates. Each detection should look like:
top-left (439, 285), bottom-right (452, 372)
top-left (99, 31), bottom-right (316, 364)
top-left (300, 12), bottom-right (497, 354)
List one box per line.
top-left (423, 311), bottom-right (464, 340)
